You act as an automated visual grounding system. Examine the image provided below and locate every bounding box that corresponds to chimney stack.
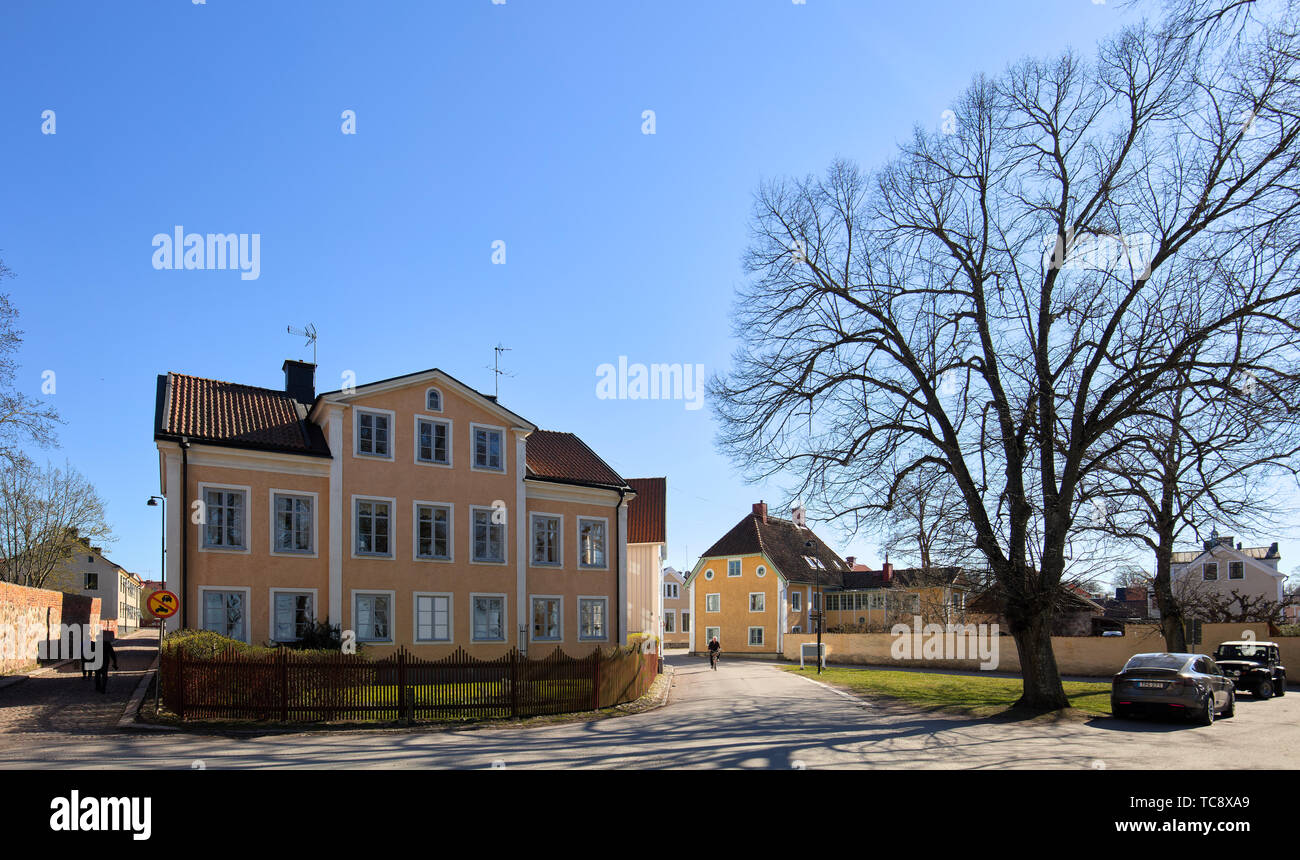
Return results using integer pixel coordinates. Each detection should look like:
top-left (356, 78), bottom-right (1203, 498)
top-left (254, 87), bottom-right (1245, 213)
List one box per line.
top-left (752, 501), bottom-right (768, 523)
top-left (882, 560), bottom-right (894, 583)
top-left (283, 359), bottom-right (316, 405)
top-left (792, 504), bottom-right (807, 527)
top-left (845, 556), bottom-right (856, 568)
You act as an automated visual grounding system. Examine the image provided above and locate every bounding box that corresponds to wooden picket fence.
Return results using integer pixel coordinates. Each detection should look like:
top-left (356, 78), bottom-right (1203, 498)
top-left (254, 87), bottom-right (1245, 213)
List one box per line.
top-left (160, 644), bottom-right (659, 723)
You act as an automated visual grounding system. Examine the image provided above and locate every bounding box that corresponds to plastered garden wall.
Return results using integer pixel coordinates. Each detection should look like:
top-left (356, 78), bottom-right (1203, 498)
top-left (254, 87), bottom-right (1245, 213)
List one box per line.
top-left (782, 621), bottom-right (1299, 682)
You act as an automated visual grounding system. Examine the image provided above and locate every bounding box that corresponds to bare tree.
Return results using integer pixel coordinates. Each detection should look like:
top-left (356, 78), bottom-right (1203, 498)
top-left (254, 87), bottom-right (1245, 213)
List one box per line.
top-left (0, 260), bottom-right (60, 466)
top-left (1087, 350), bottom-right (1300, 650)
top-left (711, 1), bottom-right (1300, 710)
top-left (0, 460), bottom-right (113, 590)
top-left (880, 465), bottom-right (981, 572)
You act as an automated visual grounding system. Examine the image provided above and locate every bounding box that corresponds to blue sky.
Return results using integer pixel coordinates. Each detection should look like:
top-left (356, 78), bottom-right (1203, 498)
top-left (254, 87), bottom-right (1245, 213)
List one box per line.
top-left (5, 0), bottom-right (1289, 587)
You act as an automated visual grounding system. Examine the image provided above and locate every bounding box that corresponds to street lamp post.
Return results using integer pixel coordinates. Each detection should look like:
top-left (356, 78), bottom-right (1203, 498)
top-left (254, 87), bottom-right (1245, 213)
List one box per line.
top-left (146, 495), bottom-right (166, 712)
top-left (806, 539), bottom-right (823, 675)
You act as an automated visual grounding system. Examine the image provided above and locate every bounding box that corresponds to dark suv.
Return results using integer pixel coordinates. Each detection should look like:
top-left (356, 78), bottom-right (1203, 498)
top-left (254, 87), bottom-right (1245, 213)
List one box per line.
top-left (1212, 641), bottom-right (1288, 699)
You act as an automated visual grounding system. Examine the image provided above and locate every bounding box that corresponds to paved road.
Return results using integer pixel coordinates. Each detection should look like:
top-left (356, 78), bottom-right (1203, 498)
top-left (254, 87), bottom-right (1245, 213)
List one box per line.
top-left (0, 653), bottom-right (1297, 768)
top-left (0, 629), bottom-right (157, 736)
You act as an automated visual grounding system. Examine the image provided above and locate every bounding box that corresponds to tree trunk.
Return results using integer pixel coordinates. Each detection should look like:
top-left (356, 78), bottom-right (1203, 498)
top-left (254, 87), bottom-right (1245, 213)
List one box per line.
top-left (1153, 536), bottom-right (1187, 652)
top-left (1008, 608), bottom-right (1070, 710)
top-left (1003, 565), bottom-right (1070, 711)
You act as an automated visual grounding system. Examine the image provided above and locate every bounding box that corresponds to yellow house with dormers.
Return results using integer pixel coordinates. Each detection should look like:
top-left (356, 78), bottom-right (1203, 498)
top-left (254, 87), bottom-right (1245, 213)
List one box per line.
top-left (153, 359), bottom-right (658, 658)
top-left (683, 502), bottom-right (849, 657)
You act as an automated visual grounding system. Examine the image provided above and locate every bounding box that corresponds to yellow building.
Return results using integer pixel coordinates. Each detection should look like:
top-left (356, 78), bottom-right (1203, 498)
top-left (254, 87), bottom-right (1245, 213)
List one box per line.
top-left (684, 503), bottom-right (972, 656)
top-left (684, 502), bottom-right (849, 657)
top-left (153, 360), bottom-right (658, 657)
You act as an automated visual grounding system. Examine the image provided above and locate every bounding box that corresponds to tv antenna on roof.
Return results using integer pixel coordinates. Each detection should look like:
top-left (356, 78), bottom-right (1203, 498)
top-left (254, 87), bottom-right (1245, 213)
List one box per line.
top-left (486, 343), bottom-right (514, 398)
top-left (287, 323), bottom-right (318, 365)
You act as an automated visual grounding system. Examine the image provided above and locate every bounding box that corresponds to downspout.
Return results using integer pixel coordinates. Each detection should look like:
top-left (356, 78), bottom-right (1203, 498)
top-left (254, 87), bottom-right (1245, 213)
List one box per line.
top-left (180, 437), bottom-right (190, 629)
top-left (616, 486), bottom-right (626, 647)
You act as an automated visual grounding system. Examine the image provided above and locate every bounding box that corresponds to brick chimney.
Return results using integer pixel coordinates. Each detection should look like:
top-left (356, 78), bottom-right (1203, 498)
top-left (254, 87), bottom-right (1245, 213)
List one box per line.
top-left (881, 559), bottom-right (894, 583)
top-left (283, 359), bottom-right (316, 405)
top-left (845, 556), bottom-right (856, 568)
top-left (752, 501), bottom-right (767, 523)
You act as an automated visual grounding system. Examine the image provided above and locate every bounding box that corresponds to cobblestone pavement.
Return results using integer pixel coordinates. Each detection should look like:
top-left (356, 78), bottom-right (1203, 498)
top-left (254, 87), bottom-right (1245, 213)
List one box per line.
top-left (0, 629), bottom-right (157, 736)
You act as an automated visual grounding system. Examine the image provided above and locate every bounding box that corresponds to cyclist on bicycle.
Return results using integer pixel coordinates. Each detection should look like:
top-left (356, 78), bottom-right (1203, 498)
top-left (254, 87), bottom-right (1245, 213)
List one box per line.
top-left (708, 636), bottom-right (721, 669)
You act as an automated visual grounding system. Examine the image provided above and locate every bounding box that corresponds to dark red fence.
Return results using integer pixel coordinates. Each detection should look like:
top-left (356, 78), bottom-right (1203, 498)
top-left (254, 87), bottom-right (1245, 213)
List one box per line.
top-left (160, 645), bottom-right (659, 723)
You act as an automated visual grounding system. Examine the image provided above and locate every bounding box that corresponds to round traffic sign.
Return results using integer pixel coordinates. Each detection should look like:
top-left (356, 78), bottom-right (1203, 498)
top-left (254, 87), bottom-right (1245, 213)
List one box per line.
top-left (147, 589), bottom-right (180, 619)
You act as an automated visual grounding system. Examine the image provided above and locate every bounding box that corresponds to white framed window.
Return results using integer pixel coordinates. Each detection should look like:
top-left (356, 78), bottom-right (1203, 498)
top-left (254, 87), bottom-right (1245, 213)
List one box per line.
top-left (471, 506), bottom-right (507, 564)
top-left (579, 597), bottom-right (608, 641)
top-left (578, 517), bottom-right (608, 569)
top-left (1203, 562), bottom-right (1218, 581)
top-left (869, 592), bottom-right (886, 610)
top-left (681, 611), bottom-right (690, 633)
top-left (530, 513), bottom-right (563, 567)
top-left (756, 565), bottom-right (767, 578)
top-left (664, 582), bottom-right (679, 599)
top-left (414, 415), bottom-right (452, 466)
top-left (791, 591), bottom-right (802, 612)
top-left (200, 484), bottom-right (249, 551)
top-left (471, 423), bottom-right (506, 472)
top-left (353, 496), bottom-right (395, 558)
top-left (705, 593), bottom-right (720, 613)
top-left (704, 569), bottom-right (714, 581)
top-left (1229, 561), bottom-right (1245, 580)
top-left (727, 559), bottom-right (742, 577)
top-left (270, 589), bottom-right (315, 642)
top-left (472, 594), bottom-right (507, 641)
top-left (414, 593), bottom-right (452, 643)
top-left (413, 502), bottom-right (453, 561)
top-left (705, 626), bottom-right (720, 645)
top-left (200, 587), bottom-right (249, 642)
top-left (270, 490), bottom-right (316, 555)
top-left (750, 592), bottom-right (765, 612)
top-left (664, 610), bottom-right (676, 633)
top-left (531, 596), bottom-right (563, 642)
top-left (748, 626), bottom-right (765, 646)
top-left (355, 408), bottom-right (394, 459)
top-left (353, 591), bottom-right (394, 642)
top-left (425, 387), bottom-right (443, 412)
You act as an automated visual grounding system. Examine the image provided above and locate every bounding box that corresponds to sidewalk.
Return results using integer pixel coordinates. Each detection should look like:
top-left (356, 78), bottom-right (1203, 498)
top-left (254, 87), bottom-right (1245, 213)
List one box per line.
top-left (0, 629), bottom-right (158, 737)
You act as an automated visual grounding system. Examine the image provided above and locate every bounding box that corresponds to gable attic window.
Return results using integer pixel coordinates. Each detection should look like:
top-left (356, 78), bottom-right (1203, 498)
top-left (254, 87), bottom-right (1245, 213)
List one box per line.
top-left (426, 388), bottom-right (443, 412)
top-left (1203, 562), bottom-right (1218, 581)
top-left (1229, 561), bottom-right (1245, 580)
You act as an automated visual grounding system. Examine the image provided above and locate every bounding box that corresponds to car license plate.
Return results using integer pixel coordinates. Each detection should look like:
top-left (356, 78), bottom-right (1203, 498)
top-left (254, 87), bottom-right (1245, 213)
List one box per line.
top-left (1138, 681), bottom-right (1165, 688)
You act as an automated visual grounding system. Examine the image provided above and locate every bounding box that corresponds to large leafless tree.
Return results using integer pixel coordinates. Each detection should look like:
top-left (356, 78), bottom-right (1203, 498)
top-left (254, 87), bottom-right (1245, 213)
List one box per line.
top-left (711, 0), bottom-right (1300, 710)
top-left (0, 459), bottom-right (113, 590)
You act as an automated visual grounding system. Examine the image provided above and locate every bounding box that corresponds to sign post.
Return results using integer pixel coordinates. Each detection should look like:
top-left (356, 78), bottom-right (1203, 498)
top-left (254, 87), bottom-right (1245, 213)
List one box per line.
top-left (147, 590), bottom-right (179, 713)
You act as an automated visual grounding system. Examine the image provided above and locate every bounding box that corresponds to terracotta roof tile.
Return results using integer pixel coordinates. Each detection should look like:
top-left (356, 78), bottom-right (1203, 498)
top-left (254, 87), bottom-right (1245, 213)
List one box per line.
top-left (626, 478), bottom-right (666, 544)
top-left (156, 373), bottom-right (329, 456)
top-left (525, 430), bottom-right (628, 489)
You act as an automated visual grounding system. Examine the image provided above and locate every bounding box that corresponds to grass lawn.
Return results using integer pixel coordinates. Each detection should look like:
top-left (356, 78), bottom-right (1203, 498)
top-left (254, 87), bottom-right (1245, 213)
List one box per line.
top-left (779, 664), bottom-right (1112, 717)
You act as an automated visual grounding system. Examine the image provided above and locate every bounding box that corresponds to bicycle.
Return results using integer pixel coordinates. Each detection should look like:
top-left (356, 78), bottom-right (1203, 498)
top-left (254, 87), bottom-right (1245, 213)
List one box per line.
top-left (709, 649), bottom-right (720, 670)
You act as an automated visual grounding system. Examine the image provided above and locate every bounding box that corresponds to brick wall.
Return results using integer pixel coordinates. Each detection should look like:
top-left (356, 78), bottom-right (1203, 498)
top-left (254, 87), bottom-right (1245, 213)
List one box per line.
top-left (0, 582), bottom-right (101, 675)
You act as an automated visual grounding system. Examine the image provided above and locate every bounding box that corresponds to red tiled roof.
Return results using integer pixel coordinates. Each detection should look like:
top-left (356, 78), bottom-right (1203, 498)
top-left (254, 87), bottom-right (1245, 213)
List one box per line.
top-left (157, 373), bottom-right (328, 455)
top-left (698, 511), bottom-right (847, 584)
top-left (626, 477), bottom-right (666, 544)
top-left (525, 430), bottom-right (628, 489)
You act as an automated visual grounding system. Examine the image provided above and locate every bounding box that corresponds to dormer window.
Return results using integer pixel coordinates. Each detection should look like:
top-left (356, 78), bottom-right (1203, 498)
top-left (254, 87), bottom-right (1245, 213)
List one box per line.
top-left (804, 555), bottom-right (826, 571)
top-left (426, 388), bottom-right (443, 412)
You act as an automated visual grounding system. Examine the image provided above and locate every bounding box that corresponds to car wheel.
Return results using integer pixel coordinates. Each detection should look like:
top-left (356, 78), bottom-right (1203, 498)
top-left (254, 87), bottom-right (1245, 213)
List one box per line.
top-left (1256, 678), bottom-right (1274, 699)
top-left (1223, 688), bottom-right (1235, 718)
top-left (1195, 692), bottom-right (1215, 726)
top-left (1276, 676), bottom-right (1286, 697)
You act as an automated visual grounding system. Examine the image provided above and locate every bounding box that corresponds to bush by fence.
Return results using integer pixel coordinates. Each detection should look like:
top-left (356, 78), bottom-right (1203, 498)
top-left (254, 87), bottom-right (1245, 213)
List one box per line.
top-left (160, 641), bottom-right (659, 723)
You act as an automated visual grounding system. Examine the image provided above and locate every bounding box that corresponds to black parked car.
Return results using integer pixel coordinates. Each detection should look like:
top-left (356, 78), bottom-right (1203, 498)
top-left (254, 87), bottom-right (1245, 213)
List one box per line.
top-left (1111, 652), bottom-right (1235, 725)
top-left (1212, 641), bottom-right (1288, 699)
